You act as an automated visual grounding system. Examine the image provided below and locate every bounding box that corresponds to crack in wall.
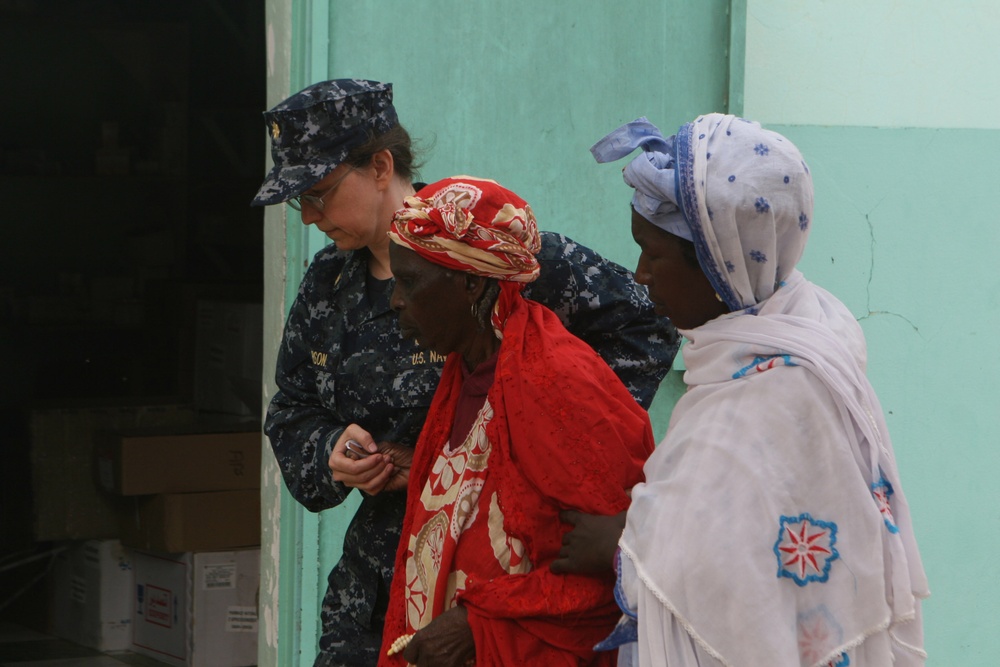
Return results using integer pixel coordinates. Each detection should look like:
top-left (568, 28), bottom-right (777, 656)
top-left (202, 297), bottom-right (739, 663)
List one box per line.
top-left (856, 213), bottom-right (921, 335)
top-left (865, 212), bottom-right (876, 309)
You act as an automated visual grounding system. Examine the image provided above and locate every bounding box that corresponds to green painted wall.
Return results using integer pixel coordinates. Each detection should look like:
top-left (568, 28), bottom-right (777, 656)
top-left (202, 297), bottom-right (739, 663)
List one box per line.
top-left (743, 2), bottom-right (999, 663)
top-left (264, 1), bottom-right (992, 664)
top-left (261, 1), bottom-right (731, 663)
top-left (744, 0), bottom-right (1000, 129)
top-left (777, 126), bottom-right (998, 664)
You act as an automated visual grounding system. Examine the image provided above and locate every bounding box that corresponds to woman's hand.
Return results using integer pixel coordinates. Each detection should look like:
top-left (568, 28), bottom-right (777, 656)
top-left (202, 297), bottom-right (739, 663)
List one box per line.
top-left (329, 425), bottom-right (396, 495)
top-left (549, 510), bottom-right (628, 575)
top-left (402, 606), bottom-right (475, 667)
top-left (375, 440), bottom-right (413, 492)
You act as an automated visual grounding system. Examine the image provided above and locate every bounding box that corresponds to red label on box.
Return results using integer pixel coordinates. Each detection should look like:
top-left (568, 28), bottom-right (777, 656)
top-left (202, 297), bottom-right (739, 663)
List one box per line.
top-left (145, 585), bottom-right (173, 628)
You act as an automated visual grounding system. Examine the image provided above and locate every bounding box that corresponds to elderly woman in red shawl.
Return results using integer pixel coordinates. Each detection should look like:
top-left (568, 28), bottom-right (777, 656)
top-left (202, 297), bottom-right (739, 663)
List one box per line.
top-left (371, 176), bottom-right (655, 667)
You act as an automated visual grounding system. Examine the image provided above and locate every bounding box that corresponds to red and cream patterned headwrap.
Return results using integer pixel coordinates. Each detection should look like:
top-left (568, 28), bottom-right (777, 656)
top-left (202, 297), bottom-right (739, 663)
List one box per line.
top-left (389, 176), bottom-right (541, 337)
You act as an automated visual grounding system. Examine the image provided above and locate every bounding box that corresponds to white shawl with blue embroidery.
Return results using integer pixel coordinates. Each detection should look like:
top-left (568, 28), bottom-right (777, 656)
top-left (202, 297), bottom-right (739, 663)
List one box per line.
top-left (597, 114), bottom-right (928, 666)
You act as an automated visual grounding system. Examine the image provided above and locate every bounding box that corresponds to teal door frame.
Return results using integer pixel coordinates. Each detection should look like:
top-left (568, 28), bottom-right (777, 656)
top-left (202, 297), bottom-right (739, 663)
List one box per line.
top-left (260, 2), bottom-right (356, 666)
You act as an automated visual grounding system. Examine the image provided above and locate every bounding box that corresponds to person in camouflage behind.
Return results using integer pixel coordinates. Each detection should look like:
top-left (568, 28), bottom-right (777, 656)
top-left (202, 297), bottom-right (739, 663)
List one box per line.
top-left (251, 79), bottom-right (679, 667)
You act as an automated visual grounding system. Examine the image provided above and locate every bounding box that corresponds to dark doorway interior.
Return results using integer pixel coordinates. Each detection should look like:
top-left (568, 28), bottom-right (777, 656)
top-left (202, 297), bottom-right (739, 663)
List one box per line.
top-left (0, 0), bottom-right (266, 627)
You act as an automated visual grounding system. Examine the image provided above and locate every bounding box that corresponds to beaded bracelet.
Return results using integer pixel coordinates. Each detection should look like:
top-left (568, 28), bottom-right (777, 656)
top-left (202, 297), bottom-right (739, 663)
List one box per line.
top-left (386, 633), bottom-right (414, 656)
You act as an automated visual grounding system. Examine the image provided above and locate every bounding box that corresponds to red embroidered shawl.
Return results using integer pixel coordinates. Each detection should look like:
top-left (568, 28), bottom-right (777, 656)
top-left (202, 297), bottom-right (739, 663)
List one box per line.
top-left (379, 296), bottom-right (655, 666)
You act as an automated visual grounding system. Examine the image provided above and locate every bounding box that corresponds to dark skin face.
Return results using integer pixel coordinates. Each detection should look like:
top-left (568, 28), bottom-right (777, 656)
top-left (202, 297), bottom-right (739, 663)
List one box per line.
top-left (389, 243), bottom-right (499, 369)
top-left (631, 207), bottom-right (729, 330)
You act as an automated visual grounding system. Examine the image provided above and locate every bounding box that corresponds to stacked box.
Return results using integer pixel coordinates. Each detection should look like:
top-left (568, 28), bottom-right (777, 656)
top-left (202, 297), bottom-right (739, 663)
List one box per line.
top-left (120, 489), bottom-right (261, 554)
top-left (30, 403), bottom-right (197, 540)
top-left (96, 429), bottom-right (261, 495)
top-left (48, 540), bottom-right (133, 651)
top-left (132, 548), bottom-right (259, 667)
top-left (194, 300), bottom-right (263, 416)
top-left (96, 427), bottom-right (262, 553)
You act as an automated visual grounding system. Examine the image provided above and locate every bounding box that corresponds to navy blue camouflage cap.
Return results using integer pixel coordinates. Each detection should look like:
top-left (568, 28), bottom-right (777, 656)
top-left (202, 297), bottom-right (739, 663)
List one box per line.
top-left (251, 79), bottom-right (398, 206)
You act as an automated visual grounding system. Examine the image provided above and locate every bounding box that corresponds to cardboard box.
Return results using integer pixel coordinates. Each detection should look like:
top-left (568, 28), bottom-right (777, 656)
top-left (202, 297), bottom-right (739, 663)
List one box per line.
top-left (48, 540), bottom-right (134, 651)
top-left (194, 300), bottom-right (263, 417)
top-left (120, 490), bottom-right (260, 553)
top-left (30, 403), bottom-right (197, 540)
top-left (132, 548), bottom-right (259, 667)
top-left (97, 429), bottom-right (261, 495)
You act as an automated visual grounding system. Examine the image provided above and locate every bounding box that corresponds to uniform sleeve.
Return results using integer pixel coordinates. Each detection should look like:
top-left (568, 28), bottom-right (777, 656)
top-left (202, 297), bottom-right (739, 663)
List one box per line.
top-left (523, 232), bottom-right (679, 409)
top-left (263, 260), bottom-right (351, 513)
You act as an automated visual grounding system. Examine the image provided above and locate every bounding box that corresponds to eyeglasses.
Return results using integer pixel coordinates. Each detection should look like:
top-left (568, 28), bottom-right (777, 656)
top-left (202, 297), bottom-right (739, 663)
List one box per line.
top-left (287, 166), bottom-right (356, 212)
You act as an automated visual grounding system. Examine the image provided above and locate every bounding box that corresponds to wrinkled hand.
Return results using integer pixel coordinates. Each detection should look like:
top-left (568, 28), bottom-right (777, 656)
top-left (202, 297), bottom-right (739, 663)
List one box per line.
top-left (402, 606), bottom-right (475, 667)
top-left (373, 440), bottom-right (413, 492)
top-left (329, 425), bottom-right (398, 495)
top-left (550, 510), bottom-right (628, 575)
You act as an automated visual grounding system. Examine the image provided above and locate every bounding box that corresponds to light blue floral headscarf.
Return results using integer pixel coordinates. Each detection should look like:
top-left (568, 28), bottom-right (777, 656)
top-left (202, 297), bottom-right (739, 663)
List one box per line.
top-left (592, 114), bottom-right (814, 313)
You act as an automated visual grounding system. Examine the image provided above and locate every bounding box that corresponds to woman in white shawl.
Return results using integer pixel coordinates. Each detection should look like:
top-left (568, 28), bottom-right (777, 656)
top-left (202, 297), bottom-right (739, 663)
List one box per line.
top-left (585, 115), bottom-right (929, 666)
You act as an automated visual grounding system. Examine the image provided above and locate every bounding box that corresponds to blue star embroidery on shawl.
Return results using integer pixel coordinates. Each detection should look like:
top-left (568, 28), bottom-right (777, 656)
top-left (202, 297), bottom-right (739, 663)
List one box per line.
top-left (749, 249), bottom-right (768, 263)
top-left (774, 513), bottom-right (840, 586)
top-left (799, 212), bottom-right (810, 231)
top-left (725, 260), bottom-right (736, 273)
top-left (755, 197), bottom-right (770, 213)
top-left (872, 473), bottom-right (899, 534)
top-left (754, 143), bottom-right (770, 156)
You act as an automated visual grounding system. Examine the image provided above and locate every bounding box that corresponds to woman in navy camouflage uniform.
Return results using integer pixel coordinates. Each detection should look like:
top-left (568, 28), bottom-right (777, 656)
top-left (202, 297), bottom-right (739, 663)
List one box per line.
top-left (252, 79), bottom-right (678, 667)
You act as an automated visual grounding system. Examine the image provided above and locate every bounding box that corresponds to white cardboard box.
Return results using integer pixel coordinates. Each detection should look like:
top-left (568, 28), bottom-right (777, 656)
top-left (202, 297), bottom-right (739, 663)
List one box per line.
top-left (48, 539), bottom-right (134, 651)
top-left (131, 548), bottom-right (259, 667)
